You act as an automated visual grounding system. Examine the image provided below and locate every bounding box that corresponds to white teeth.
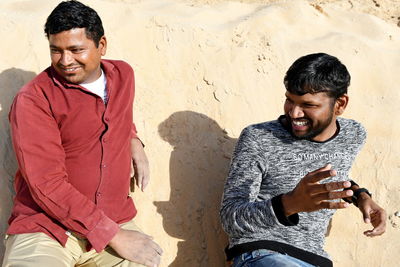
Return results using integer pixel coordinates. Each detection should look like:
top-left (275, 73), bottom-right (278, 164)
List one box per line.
top-left (64, 67), bottom-right (79, 71)
top-left (293, 120), bottom-right (308, 126)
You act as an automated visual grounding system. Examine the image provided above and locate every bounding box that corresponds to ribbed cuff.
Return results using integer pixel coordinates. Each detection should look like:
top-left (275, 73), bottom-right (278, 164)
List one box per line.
top-left (271, 194), bottom-right (299, 226)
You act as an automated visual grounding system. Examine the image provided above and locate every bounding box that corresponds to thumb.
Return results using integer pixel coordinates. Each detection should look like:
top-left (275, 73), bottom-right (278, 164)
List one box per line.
top-left (362, 208), bottom-right (371, 224)
top-left (130, 162), bottom-right (134, 177)
top-left (136, 173), bottom-right (143, 188)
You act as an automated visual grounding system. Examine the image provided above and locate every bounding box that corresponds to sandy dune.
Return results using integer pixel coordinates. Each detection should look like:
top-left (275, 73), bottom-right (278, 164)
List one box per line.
top-left (0, 0), bottom-right (399, 266)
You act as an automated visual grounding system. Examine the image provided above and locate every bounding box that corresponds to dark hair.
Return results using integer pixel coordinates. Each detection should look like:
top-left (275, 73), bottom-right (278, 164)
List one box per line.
top-left (44, 0), bottom-right (104, 47)
top-left (284, 53), bottom-right (350, 99)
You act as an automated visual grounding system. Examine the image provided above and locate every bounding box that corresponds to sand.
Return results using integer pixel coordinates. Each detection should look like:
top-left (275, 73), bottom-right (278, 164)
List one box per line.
top-left (0, 0), bottom-right (399, 266)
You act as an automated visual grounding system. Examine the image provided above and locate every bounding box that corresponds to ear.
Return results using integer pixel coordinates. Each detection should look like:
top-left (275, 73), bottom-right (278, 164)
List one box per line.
top-left (334, 94), bottom-right (349, 116)
top-left (99, 36), bottom-right (107, 56)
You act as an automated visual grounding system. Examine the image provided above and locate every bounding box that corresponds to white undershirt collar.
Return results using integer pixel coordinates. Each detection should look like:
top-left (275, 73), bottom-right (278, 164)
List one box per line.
top-left (80, 69), bottom-right (108, 102)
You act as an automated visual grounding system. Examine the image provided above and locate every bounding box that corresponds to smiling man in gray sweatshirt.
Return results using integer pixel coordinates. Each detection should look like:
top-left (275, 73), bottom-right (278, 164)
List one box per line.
top-left (220, 53), bottom-right (386, 267)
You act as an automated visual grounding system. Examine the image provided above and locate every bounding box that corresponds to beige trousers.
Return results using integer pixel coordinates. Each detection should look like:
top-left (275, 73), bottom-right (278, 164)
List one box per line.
top-left (2, 219), bottom-right (145, 267)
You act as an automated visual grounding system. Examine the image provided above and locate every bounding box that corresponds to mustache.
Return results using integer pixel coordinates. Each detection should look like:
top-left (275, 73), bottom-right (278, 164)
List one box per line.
top-left (285, 114), bottom-right (311, 122)
top-left (57, 64), bottom-right (82, 68)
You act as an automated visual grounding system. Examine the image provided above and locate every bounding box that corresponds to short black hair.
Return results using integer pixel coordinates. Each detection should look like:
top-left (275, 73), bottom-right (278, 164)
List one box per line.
top-left (284, 53), bottom-right (350, 99)
top-left (44, 0), bottom-right (104, 47)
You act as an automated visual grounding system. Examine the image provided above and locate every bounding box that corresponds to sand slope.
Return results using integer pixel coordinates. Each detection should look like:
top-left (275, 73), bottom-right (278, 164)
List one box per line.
top-left (0, 0), bottom-right (399, 266)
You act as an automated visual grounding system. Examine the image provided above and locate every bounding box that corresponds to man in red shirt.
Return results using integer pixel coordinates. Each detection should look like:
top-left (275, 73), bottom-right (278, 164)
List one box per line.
top-left (2, 1), bottom-right (162, 266)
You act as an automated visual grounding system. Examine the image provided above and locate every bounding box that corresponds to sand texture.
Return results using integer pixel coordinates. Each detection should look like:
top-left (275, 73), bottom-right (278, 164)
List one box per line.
top-left (0, 0), bottom-right (399, 266)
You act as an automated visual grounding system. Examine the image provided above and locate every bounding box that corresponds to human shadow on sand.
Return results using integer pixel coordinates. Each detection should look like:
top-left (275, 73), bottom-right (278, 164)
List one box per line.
top-left (156, 111), bottom-right (237, 267)
top-left (0, 68), bottom-right (36, 261)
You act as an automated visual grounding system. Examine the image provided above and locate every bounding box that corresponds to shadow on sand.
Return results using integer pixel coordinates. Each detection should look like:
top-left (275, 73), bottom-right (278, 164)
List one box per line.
top-left (0, 68), bottom-right (36, 261)
top-left (156, 111), bottom-right (237, 267)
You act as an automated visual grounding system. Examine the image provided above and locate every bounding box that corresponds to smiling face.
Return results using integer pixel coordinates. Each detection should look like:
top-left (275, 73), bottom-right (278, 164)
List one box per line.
top-left (49, 28), bottom-right (107, 84)
top-left (284, 91), bottom-right (348, 142)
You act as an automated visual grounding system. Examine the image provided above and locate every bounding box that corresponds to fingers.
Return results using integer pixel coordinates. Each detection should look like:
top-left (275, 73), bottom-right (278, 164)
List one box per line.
top-left (306, 169), bottom-right (336, 183)
top-left (143, 254), bottom-right (161, 267)
top-left (141, 171), bottom-right (150, 191)
top-left (131, 139), bottom-right (150, 191)
top-left (308, 181), bottom-right (351, 194)
top-left (364, 226), bottom-right (385, 237)
top-left (361, 206), bottom-right (371, 224)
top-left (133, 165), bottom-right (141, 183)
top-left (141, 232), bottom-right (163, 255)
top-left (319, 200), bottom-right (350, 210)
top-left (299, 188), bottom-right (352, 211)
top-left (110, 229), bottom-right (163, 267)
top-left (305, 165), bottom-right (337, 184)
top-left (143, 239), bottom-right (163, 267)
top-left (135, 168), bottom-right (149, 192)
top-left (313, 189), bottom-right (353, 203)
top-left (364, 210), bottom-right (386, 237)
top-left (307, 164), bottom-right (332, 175)
top-left (135, 171), bottom-right (143, 190)
top-left (151, 239), bottom-right (164, 255)
top-left (133, 233), bottom-right (163, 266)
top-left (130, 162), bottom-right (135, 177)
top-left (144, 250), bottom-right (162, 267)
top-left (142, 249), bottom-right (161, 267)
top-left (133, 161), bottom-right (150, 192)
top-left (357, 199), bottom-right (387, 237)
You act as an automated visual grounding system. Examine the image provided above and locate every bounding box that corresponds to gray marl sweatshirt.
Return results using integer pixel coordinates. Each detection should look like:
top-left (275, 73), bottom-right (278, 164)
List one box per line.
top-left (220, 116), bottom-right (366, 263)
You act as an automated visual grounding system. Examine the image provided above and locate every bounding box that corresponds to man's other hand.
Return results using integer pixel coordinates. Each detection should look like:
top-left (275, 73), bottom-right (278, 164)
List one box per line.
top-left (109, 229), bottom-right (163, 267)
top-left (131, 138), bottom-right (150, 192)
top-left (282, 164), bottom-right (353, 216)
top-left (357, 196), bottom-right (386, 237)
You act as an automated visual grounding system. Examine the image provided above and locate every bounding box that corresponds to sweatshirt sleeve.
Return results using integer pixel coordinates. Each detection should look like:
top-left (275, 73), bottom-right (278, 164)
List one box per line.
top-left (9, 92), bottom-right (119, 252)
top-left (220, 126), bottom-right (298, 238)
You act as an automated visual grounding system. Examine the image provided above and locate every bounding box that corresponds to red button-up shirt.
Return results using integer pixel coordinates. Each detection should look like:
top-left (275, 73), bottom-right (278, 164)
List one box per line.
top-left (8, 59), bottom-right (138, 252)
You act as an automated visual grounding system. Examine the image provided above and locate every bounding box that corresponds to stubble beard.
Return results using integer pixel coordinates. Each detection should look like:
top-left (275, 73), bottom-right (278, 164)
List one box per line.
top-left (286, 111), bottom-right (335, 140)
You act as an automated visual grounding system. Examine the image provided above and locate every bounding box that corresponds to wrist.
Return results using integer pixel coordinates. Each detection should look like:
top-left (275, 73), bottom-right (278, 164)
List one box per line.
top-left (357, 192), bottom-right (372, 204)
top-left (109, 228), bottom-right (122, 247)
top-left (131, 137), bottom-right (145, 148)
top-left (271, 194), bottom-right (299, 226)
top-left (281, 192), bottom-right (297, 216)
top-left (353, 188), bottom-right (372, 207)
